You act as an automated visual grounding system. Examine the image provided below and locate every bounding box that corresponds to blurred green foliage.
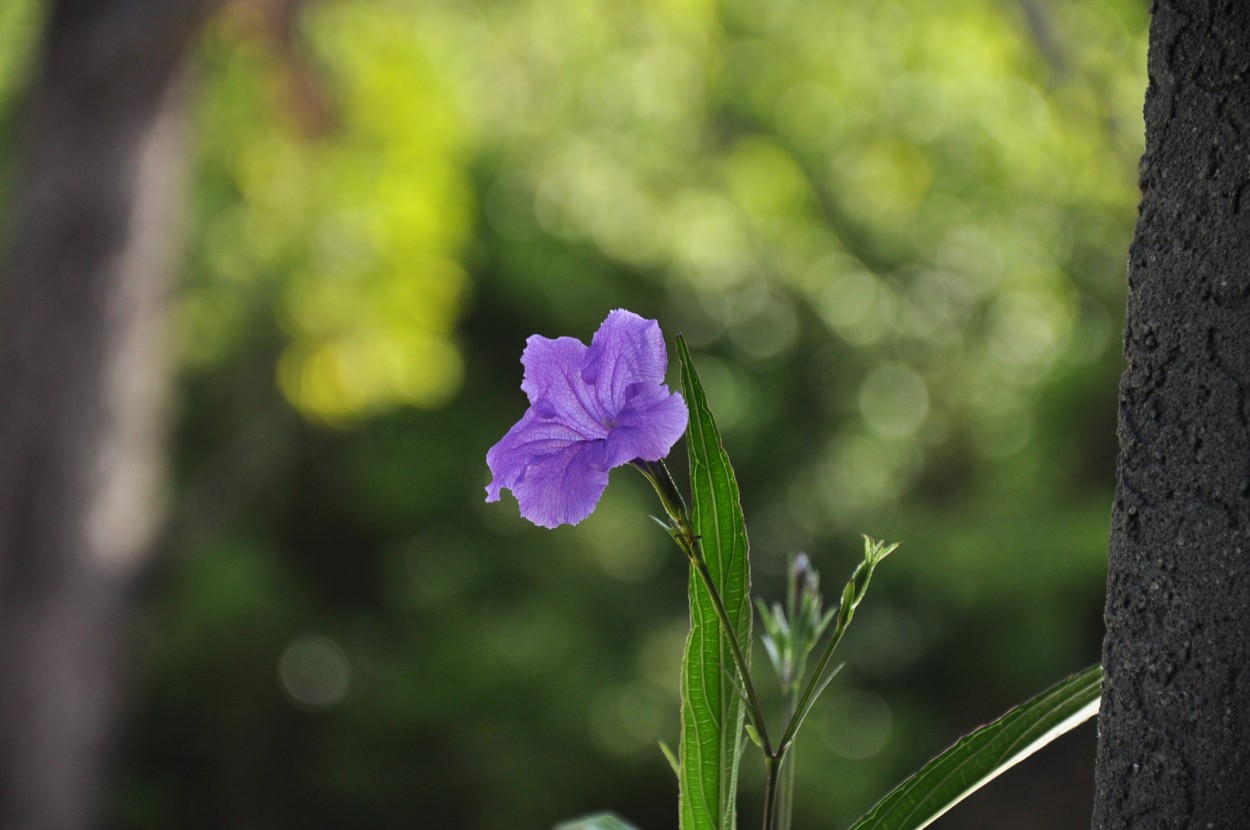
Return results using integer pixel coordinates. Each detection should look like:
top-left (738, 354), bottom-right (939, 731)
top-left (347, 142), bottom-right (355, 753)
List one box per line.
top-left (0, 0), bottom-right (1147, 827)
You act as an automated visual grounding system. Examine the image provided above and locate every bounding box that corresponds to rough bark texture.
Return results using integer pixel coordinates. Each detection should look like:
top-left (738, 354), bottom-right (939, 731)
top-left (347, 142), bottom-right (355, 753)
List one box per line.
top-left (1094, 2), bottom-right (1250, 827)
top-left (0, 2), bottom-right (219, 828)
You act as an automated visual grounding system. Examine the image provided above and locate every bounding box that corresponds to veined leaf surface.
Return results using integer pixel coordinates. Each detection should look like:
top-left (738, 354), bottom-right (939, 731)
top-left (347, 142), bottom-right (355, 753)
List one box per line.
top-left (675, 336), bottom-right (752, 830)
top-left (849, 664), bottom-right (1102, 830)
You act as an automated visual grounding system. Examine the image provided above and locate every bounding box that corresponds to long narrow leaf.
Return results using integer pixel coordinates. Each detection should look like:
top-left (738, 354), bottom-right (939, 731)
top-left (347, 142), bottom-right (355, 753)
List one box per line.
top-left (675, 336), bottom-right (752, 830)
top-left (848, 664), bottom-right (1102, 830)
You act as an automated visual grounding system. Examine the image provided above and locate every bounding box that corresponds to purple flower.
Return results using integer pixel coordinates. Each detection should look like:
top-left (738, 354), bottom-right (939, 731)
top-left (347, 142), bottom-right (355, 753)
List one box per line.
top-left (486, 309), bottom-right (689, 528)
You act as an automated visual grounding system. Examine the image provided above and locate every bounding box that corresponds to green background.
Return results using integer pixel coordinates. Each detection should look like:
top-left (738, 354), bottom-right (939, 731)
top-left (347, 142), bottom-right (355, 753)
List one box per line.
top-left (0, 0), bottom-right (1147, 827)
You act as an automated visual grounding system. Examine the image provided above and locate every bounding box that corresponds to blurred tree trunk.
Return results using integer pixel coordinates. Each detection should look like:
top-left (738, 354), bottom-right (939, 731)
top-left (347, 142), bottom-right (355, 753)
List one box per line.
top-left (0, 1), bottom-right (220, 828)
top-left (1094, 2), bottom-right (1250, 827)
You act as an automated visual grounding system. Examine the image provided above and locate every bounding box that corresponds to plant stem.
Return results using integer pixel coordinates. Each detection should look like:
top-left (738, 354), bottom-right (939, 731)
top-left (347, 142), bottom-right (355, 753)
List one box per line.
top-left (775, 554), bottom-right (802, 830)
top-left (636, 459), bottom-right (802, 830)
top-left (778, 542), bottom-right (895, 756)
top-left (762, 754), bottom-right (781, 830)
top-left (776, 610), bottom-right (850, 755)
top-left (688, 552), bottom-right (772, 754)
top-left (776, 694), bottom-right (797, 830)
top-left (633, 460), bottom-right (773, 755)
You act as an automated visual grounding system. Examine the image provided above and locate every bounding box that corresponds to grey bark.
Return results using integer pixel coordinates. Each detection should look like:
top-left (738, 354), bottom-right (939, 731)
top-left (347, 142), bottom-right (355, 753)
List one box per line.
top-left (1094, 1), bottom-right (1250, 827)
top-left (0, 2), bottom-right (220, 828)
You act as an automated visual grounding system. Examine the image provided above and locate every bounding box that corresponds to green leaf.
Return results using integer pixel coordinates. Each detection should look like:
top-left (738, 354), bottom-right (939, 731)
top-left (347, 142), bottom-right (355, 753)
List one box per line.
top-left (848, 664), bottom-right (1102, 830)
top-left (554, 814), bottom-right (642, 830)
top-left (675, 336), bottom-right (753, 830)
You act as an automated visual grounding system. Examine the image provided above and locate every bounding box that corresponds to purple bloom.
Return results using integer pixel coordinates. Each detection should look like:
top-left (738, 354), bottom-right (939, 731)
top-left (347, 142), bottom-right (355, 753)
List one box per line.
top-left (486, 310), bottom-right (689, 528)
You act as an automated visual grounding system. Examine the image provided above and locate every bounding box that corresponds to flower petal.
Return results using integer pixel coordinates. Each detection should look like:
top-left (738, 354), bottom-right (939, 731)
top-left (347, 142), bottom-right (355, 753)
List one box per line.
top-left (519, 334), bottom-right (610, 438)
top-left (511, 440), bottom-right (611, 528)
top-left (583, 309), bottom-right (669, 417)
top-left (485, 408), bottom-right (586, 502)
top-left (486, 309), bottom-right (687, 529)
top-left (603, 384), bottom-right (689, 467)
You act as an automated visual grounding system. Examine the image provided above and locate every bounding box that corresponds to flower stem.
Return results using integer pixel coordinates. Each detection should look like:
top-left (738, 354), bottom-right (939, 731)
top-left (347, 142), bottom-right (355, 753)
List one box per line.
top-left (632, 460), bottom-right (773, 756)
top-left (689, 552), bottom-right (772, 754)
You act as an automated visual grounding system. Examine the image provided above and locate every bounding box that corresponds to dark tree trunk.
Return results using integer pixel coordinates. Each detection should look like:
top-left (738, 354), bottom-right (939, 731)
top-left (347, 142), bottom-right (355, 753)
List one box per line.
top-left (1094, 2), bottom-right (1250, 827)
top-left (0, 2), bottom-right (220, 828)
